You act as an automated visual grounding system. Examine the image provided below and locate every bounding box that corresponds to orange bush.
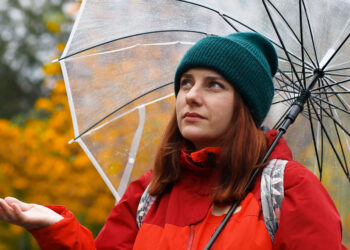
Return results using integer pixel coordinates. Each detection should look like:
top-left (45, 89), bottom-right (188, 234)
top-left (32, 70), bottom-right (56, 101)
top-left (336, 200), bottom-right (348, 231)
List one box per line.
top-left (0, 63), bottom-right (115, 248)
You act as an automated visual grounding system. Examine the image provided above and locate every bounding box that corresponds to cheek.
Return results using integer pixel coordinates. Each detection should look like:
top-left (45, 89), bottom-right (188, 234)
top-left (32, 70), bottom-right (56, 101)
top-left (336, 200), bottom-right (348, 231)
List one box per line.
top-left (175, 99), bottom-right (183, 128)
top-left (213, 99), bottom-right (234, 128)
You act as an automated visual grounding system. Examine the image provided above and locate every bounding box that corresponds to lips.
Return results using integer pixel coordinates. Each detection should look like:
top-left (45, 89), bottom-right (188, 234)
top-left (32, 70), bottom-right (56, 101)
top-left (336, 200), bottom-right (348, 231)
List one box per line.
top-left (183, 112), bottom-right (205, 121)
top-left (184, 112), bottom-right (204, 118)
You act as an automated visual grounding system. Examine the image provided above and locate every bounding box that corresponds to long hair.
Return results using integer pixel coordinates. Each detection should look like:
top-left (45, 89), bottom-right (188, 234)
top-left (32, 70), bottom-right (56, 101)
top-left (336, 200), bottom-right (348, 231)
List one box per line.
top-left (149, 90), bottom-right (268, 203)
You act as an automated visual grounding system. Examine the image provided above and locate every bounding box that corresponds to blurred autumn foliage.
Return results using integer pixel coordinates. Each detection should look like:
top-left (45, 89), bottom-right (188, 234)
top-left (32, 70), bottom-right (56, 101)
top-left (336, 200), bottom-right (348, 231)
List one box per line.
top-left (1, 1), bottom-right (349, 249)
top-left (0, 45), bottom-right (115, 248)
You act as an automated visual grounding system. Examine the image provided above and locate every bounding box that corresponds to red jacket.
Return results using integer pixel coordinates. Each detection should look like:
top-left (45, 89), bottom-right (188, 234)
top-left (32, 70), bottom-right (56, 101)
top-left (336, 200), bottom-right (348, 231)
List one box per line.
top-left (30, 130), bottom-right (347, 249)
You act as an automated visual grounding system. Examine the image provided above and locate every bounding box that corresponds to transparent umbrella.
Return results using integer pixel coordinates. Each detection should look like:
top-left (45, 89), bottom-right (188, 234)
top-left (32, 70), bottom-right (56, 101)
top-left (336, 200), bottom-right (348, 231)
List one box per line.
top-left (58, 1), bottom-right (349, 243)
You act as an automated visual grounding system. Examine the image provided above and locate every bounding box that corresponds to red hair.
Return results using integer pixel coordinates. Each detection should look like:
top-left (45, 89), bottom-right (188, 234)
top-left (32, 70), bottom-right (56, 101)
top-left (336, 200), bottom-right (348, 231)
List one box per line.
top-left (149, 90), bottom-right (268, 203)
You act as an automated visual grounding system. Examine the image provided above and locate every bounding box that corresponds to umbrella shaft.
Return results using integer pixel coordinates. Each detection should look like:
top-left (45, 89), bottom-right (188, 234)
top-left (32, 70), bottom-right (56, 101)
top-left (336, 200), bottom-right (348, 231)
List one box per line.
top-left (307, 70), bottom-right (323, 91)
top-left (280, 104), bottom-right (303, 132)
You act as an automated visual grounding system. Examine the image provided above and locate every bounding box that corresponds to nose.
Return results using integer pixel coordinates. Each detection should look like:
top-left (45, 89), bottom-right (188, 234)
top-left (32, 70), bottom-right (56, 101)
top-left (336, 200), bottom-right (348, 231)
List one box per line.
top-left (185, 84), bottom-right (203, 106)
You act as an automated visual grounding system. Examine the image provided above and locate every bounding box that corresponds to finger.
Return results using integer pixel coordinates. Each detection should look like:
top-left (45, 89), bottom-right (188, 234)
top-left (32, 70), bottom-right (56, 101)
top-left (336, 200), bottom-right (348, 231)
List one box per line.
top-left (4, 197), bottom-right (21, 204)
top-left (12, 203), bottom-right (26, 222)
top-left (5, 197), bottom-right (31, 211)
top-left (0, 201), bottom-right (10, 221)
top-left (0, 198), bottom-right (15, 222)
top-left (1, 201), bottom-right (29, 228)
top-left (5, 197), bottom-right (26, 207)
top-left (0, 198), bottom-right (14, 212)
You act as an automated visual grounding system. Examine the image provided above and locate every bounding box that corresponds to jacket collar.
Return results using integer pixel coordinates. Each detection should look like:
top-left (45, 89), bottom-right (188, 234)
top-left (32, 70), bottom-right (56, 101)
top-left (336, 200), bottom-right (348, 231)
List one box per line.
top-left (180, 147), bottom-right (221, 170)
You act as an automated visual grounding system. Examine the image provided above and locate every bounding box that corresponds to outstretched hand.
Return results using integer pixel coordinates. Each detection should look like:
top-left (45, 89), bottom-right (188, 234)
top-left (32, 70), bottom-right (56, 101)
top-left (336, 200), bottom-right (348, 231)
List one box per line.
top-left (0, 197), bottom-right (63, 230)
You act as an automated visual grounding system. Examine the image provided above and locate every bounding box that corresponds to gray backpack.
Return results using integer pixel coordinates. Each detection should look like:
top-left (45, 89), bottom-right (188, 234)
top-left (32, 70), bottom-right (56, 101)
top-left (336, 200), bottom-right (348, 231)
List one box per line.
top-left (136, 159), bottom-right (287, 243)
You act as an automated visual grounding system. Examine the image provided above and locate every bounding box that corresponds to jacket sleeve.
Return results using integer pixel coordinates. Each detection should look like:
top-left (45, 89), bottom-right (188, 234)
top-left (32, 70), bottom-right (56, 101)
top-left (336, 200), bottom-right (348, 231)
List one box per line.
top-left (273, 161), bottom-right (347, 250)
top-left (29, 170), bottom-right (152, 250)
top-left (29, 205), bottom-right (95, 250)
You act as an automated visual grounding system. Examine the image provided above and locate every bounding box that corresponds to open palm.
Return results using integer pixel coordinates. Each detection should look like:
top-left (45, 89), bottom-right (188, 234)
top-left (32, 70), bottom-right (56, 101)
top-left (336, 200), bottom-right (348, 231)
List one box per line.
top-left (0, 197), bottom-right (63, 230)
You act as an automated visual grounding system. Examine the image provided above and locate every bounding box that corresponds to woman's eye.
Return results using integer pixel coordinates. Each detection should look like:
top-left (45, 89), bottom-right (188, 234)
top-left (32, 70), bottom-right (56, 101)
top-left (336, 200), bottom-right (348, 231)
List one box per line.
top-left (209, 81), bottom-right (224, 89)
top-left (180, 80), bottom-right (192, 88)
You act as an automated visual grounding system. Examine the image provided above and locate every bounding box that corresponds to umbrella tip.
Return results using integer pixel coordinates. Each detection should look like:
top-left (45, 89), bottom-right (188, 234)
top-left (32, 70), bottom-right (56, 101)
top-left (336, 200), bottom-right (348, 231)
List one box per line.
top-left (52, 58), bottom-right (59, 63)
top-left (68, 139), bottom-right (75, 144)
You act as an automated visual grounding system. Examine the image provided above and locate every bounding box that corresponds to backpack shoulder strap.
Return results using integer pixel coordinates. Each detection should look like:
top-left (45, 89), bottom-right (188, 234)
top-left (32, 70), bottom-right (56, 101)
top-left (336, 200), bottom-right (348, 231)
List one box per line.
top-left (136, 183), bottom-right (156, 228)
top-left (261, 159), bottom-right (288, 242)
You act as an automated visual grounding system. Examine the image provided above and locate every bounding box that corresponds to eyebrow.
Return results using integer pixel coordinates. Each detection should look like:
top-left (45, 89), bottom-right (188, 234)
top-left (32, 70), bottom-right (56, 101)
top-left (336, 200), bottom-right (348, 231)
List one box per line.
top-left (181, 73), bottom-right (226, 82)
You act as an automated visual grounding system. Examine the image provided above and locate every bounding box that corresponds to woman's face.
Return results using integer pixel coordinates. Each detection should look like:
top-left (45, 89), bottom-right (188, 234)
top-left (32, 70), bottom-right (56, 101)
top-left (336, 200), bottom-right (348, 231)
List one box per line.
top-left (176, 68), bottom-right (235, 149)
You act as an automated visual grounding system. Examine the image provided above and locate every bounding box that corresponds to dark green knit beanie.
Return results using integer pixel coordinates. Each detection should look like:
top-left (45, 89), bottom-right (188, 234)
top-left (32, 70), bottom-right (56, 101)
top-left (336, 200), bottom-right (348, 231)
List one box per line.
top-left (174, 32), bottom-right (278, 126)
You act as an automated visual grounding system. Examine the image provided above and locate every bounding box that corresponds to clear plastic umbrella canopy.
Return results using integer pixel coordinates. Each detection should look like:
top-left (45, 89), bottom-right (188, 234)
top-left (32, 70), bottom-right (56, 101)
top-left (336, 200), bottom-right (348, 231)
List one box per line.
top-left (59, 0), bottom-right (349, 242)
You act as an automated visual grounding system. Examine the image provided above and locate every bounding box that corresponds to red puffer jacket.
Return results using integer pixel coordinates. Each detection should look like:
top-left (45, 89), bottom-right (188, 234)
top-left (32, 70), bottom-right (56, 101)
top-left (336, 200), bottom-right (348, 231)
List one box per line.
top-left (30, 130), bottom-right (347, 249)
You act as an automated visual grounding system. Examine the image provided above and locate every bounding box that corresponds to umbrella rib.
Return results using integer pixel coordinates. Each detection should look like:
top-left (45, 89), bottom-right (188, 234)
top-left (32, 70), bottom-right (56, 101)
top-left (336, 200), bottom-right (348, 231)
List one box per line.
top-left (272, 96), bottom-right (297, 105)
top-left (220, 15), bottom-right (239, 32)
top-left (313, 78), bottom-right (350, 91)
top-left (177, 0), bottom-right (240, 31)
top-left (278, 53), bottom-right (314, 71)
top-left (277, 50), bottom-right (315, 70)
top-left (320, 110), bottom-right (325, 178)
top-left (301, 0), bottom-right (320, 68)
top-left (319, 98), bottom-right (325, 178)
top-left (275, 84), bottom-right (295, 102)
top-left (312, 100), bottom-right (350, 137)
top-left (323, 76), bottom-right (350, 92)
top-left (299, 0), bottom-right (307, 88)
top-left (280, 70), bottom-right (311, 74)
top-left (325, 66), bottom-right (350, 72)
top-left (321, 33), bottom-right (350, 71)
top-left (276, 70), bottom-right (303, 91)
top-left (312, 96), bottom-right (350, 114)
top-left (275, 77), bottom-right (300, 92)
top-left (309, 101), bottom-right (350, 181)
top-left (324, 60), bottom-right (350, 71)
top-left (59, 30), bottom-right (208, 60)
top-left (221, 14), bottom-right (258, 33)
top-left (306, 100), bottom-right (323, 177)
top-left (274, 88), bottom-right (299, 94)
top-left (322, 93), bottom-right (350, 175)
top-left (280, 71), bottom-right (314, 85)
top-left (266, 0), bottom-right (317, 68)
top-left (262, 0), bottom-right (303, 86)
top-left (321, 77), bottom-right (350, 112)
top-left (276, 86), bottom-right (293, 101)
top-left (73, 81), bottom-right (174, 141)
top-left (324, 72), bottom-right (350, 77)
top-left (275, 75), bottom-right (296, 101)
top-left (311, 91), bottom-right (350, 95)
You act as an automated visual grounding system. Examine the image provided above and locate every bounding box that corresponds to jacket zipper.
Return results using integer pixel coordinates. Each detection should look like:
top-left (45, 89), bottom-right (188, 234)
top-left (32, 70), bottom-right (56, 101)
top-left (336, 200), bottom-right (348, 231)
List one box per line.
top-left (186, 225), bottom-right (195, 250)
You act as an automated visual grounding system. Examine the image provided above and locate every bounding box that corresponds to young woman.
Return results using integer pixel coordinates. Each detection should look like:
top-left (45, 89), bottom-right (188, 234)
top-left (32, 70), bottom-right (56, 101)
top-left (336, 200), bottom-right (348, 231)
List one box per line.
top-left (0, 32), bottom-right (346, 249)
